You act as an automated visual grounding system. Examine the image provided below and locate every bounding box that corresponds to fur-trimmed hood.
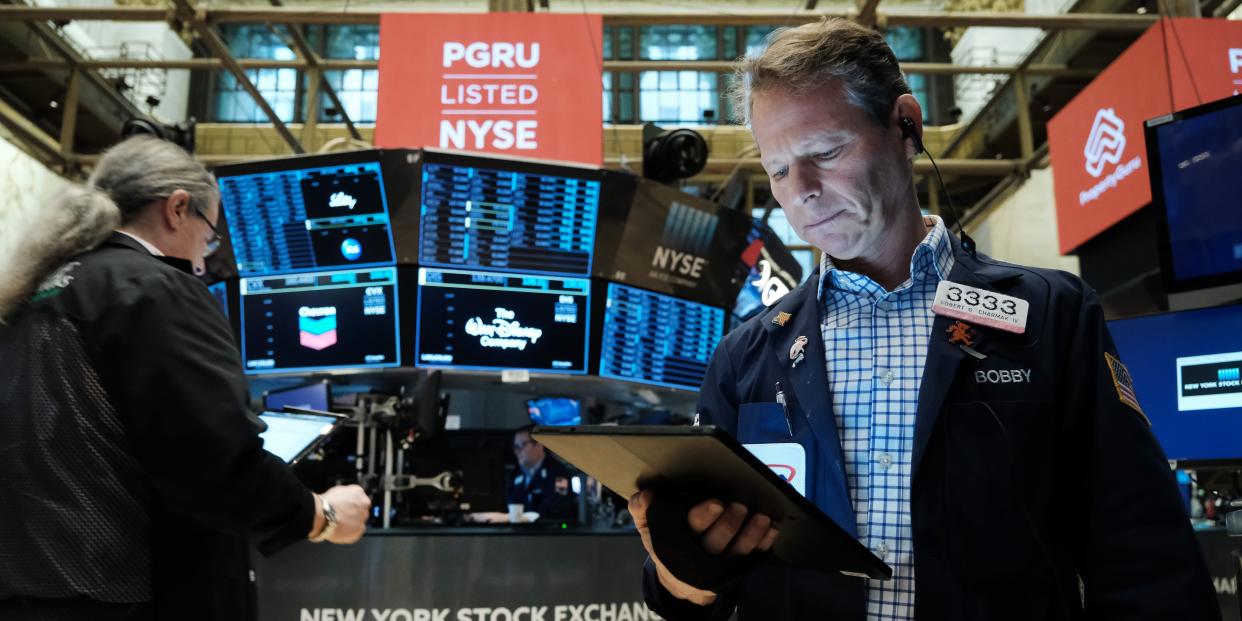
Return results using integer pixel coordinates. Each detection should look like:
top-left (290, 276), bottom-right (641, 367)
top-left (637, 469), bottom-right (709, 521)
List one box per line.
top-left (0, 185), bottom-right (121, 319)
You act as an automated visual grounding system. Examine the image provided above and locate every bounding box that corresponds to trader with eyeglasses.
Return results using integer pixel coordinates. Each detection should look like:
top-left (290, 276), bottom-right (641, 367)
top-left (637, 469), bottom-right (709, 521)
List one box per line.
top-left (0, 135), bottom-right (370, 620)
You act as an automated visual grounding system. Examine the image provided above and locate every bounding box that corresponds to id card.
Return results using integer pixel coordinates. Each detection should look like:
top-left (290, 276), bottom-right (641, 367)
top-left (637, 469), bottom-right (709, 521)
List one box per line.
top-left (932, 280), bottom-right (1029, 334)
top-left (744, 443), bottom-right (807, 497)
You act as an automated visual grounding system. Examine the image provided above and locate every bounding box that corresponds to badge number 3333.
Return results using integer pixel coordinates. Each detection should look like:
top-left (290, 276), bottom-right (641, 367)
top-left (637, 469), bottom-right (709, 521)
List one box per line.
top-left (932, 281), bottom-right (1029, 334)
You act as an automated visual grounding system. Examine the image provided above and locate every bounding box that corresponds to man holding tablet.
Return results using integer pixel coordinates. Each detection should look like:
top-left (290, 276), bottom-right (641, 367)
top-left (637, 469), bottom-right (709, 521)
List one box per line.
top-left (630, 18), bottom-right (1217, 621)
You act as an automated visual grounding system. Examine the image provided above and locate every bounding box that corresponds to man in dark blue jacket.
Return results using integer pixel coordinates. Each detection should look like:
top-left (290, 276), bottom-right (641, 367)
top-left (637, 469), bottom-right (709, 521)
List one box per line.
top-left (630, 18), bottom-right (1218, 621)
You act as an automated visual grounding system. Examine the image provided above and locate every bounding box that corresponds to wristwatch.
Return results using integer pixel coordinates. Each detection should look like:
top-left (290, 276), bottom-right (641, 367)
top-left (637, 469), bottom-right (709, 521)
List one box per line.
top-left (310, 495), bottom-right (338, 543)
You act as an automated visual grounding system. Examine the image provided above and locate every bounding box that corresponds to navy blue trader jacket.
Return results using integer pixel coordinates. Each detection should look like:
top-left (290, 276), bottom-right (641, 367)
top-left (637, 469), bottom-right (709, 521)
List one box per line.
top-left (643, 238), bottom-right (1219, 621)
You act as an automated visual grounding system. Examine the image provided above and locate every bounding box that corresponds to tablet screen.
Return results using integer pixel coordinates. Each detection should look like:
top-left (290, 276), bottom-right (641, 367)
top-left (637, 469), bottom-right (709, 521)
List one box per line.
top-left (259, 411), bottom-right (339, 463)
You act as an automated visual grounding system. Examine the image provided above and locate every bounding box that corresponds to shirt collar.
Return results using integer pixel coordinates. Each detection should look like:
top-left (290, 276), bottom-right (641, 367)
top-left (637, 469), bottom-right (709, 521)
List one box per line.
top-left (115, 230), bottom-right (165, 257)
top-left (817, 215), bottom-right (955, 299)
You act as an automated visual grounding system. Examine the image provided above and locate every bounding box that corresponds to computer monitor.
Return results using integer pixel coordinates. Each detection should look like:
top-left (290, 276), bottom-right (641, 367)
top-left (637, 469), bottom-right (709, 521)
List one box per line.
top-left (403, 370), bottom-right (446, 443)
top-left (239, 267), bottom-right (401, 374)
top-left (1146, 95), bottom-right (1242, 294)
top-left (215, 150), bottom-right (397, 277)
top-left (527, 397), bottom-right (581, 426)
top-left (207, 280), bottom-right (230, 319)
top-left (594, 177), bottom-right (753, 307)
top-left (598, 282), bottom-right (726, 391)
top-left (263, 380), bottom-right (332, 412)
top-left (1108, 302), bottom-right (1242, 465)
top-left (415, 267), bottom-right (590, 374)
top-left (417, 149), bottom-right (603, 277)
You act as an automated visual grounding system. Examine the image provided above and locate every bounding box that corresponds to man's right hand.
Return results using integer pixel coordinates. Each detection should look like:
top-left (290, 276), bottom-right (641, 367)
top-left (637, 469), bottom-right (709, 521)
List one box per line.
top-left (629, 489), bottom-right (779, 606)
top-left (312, 485), bottom-right (371, 544)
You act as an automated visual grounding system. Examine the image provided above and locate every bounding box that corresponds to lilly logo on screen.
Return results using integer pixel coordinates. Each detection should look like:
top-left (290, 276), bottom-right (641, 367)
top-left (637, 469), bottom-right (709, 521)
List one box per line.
top-left (1083, 108), bottom-right (1126, 178)
top-left (298, 306), bottom-right (338, 351)
top-left (340, 238), bottom-right (362, 261)
top-left (328, 191), bottom-right (358, 210)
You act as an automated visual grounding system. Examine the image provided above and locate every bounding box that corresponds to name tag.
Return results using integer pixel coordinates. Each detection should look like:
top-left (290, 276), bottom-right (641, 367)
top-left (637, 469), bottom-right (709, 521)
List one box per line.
top-left (743, 443), bottom-right (807, 497)
top-left (932, 280), bottom-right (1029, 334)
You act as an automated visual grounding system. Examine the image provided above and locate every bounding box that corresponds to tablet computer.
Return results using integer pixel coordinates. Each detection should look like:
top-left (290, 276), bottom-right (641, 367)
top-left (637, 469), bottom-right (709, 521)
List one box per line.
top-left (259, 408), bottom-right (346, 465)
top-left (533, 425), bottom-right (892, 581)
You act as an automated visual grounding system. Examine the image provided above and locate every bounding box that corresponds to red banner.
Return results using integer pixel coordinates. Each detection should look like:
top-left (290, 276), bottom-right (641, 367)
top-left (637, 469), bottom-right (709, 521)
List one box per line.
top-left (1047, 18), bottom-right (1242, 254)
top-left (375, 13), bottom-right (603, 165)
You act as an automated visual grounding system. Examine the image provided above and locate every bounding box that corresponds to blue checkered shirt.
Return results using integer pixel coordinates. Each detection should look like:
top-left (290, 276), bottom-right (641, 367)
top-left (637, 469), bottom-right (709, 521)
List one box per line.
top-left (817, 216), bottom-right (954, 621)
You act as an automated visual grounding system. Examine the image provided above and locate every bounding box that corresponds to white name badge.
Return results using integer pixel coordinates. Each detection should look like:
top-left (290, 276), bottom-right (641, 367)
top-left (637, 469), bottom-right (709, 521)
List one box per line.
top-left (743, 443), bottom-right (807, 497)
top-left (932, 280), bottom-right (1029, 334)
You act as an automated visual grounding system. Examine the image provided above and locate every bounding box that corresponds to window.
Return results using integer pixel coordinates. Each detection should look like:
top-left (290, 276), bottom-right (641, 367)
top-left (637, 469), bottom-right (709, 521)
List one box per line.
top-left (639, 71), bottom-right (719, 125)
top-left (744, 25), bottom-right (780, 57)
top-left (213, 25), bottom-right (298, 123)
top-left (884, 27), bottom-right (929, 122)
top-left (603, 72), bottom-right (637, 124)
top-left (317, 25), bottom-right (380, 123)
top-left (640, 25), bottom-right (716, 61)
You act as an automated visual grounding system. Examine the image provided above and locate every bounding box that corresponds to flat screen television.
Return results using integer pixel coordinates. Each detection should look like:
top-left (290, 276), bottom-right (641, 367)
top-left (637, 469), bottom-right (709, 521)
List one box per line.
top-left (597, 282), bottom-right (726, 391)
top-left (239, 267), bottom-right (401, 374)
top-left (527, 397), bottom-right (582, 426)
top-left (263, 380), bottom-right (332, 412)
top-left (215, 150), bottom-right (398, 277)
top-left (415, 149), bottom-right (603, 277)
top-left (1146, 95), bottom-right (1242, 294)
top-left (415, 267), bottom-right (590, 374)
top-left (594, 176), bottom-right (753, 307)
top-left (1108, 302), bottom-right (1242, 465)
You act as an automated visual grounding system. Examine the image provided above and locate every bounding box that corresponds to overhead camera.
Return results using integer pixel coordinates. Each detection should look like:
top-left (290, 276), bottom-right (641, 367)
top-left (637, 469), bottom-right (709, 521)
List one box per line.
top-left (121, 115), bottom-right (197, 154)
top-left (642, 122), bottom-right (709, 184)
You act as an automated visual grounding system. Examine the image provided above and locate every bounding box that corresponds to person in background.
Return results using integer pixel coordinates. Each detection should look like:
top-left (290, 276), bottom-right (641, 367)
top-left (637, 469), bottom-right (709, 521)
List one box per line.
top-left (0, 135), bottom-right (370, 621)
top-left (507, 424), bottom-right (577, 522)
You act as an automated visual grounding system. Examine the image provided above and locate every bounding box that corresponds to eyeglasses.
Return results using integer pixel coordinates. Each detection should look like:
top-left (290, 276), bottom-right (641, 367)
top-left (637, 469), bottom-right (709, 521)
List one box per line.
top-left (513, 439), bottom-right (536, 452)
top-left (190, 204), bottom-right (222, 257)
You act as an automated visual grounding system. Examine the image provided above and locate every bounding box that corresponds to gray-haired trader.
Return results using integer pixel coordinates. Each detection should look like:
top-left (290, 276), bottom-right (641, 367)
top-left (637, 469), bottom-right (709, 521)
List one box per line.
top-left (0, 136), bottom-right (370, 621)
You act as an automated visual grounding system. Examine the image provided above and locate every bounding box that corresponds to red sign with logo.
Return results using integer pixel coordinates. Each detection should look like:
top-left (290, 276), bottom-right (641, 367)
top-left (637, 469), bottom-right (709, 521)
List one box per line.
top-left (1047, 18), bottom-right (1242, 254)
top-left (375, 13), bottom-right (603, 165)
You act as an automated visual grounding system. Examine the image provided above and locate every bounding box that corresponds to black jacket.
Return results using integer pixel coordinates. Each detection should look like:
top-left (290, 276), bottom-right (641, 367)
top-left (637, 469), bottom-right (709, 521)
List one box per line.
top-left (0, 232), bottom-right (314, 617)
top-left (643, 238), bottom-right (1219, 620)
top-left (507, 456), bottom-right (577, 521)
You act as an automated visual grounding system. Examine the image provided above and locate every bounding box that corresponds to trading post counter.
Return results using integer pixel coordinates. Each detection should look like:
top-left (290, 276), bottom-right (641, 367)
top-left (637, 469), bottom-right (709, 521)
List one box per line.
top-left (254, 527), bottom-right (661, 621)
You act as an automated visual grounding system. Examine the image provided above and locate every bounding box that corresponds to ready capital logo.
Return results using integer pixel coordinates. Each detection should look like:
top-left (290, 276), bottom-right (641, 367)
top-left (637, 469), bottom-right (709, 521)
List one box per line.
top-left (1078, 108), bottom-right (1143, 207)
top-left (1083, 108), bottom-right (1126, 178)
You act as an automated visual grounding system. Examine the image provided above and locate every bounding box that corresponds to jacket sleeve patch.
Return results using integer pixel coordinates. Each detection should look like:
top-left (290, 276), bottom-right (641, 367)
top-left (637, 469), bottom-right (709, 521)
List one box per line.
top-left (1105, 352), bottom-right (1151, 427)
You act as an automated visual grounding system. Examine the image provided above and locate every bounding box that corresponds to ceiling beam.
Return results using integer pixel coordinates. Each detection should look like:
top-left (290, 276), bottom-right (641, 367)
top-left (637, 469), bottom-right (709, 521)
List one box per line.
top-left (0, 6), bottom-right (1160, 31)
top-left (168, 0), bottom-right (304, 153)
top-left (0, 58), bottom-right (1097, 79)
top-left (265, 0), bottom-right (362, 141)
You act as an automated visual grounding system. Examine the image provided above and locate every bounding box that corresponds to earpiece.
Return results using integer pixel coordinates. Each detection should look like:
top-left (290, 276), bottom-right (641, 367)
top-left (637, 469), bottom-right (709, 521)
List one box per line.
top-left (899, 117), bottom-right (923, 154)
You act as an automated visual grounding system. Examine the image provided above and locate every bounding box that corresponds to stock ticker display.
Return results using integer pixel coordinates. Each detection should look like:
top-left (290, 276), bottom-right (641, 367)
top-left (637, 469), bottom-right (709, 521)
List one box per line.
top-left (419, 162), bottom-right (600, 276)
top-left (239, 267), bottom-right (401, 374)
top-left (415, 267), bottom-right (590, 374)
top-left (219, 161), bottom-right (396, 276)
top-left (599, 282), bottom-right (725, 390)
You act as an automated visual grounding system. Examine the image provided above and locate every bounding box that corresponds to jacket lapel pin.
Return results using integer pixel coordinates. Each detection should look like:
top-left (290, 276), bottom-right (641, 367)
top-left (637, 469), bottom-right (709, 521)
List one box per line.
top-left (773, 311), bottom-right (792, 327)
top-left (947, 320), bottom-right (987, 360)
top-left (790, 335), bottom-right (808, 368)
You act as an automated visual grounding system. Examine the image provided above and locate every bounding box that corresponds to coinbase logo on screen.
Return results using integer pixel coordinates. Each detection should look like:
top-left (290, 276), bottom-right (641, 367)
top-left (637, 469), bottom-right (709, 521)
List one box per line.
top-left (341, 238), bottom-right (362, 261)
